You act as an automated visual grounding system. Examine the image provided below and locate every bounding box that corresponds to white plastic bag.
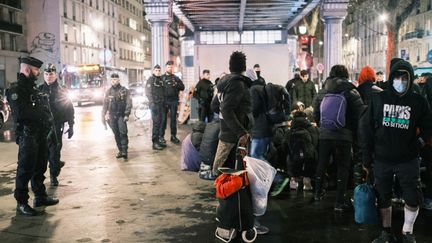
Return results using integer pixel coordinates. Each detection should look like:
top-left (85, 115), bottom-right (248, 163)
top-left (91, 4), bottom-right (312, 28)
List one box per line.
top-left (245, 156), bottom-right (277, 216)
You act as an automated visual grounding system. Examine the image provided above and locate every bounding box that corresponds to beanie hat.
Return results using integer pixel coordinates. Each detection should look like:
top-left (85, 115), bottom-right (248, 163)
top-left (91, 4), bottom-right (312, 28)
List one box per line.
top-left (229, 51), bottom-right (246, 73)
top-left (358, 65), bottom-right (376, 85)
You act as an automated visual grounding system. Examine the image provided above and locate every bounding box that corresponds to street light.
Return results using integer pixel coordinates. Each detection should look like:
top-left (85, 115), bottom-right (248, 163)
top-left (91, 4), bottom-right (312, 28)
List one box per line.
top-left (379, 13), bottom-right (388, 22)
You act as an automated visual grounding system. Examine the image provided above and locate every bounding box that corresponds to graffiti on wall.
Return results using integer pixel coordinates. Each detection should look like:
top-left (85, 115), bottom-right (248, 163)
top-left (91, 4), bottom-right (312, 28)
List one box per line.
top-left (30, 32), bottom-right (56, 54)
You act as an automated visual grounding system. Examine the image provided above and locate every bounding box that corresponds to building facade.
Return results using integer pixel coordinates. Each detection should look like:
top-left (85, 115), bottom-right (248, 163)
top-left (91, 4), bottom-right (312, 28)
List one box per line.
top-left (342, 0), bottom-right (432, 80)
top-left (398, 0), bottom-right (432, 68)
top-left (0, 0), bottom-right (26, 93)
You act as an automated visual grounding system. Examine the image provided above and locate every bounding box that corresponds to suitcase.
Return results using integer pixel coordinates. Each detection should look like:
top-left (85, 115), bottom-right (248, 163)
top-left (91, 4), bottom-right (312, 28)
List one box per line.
top-left (215, 143), bottom-right (257, 242)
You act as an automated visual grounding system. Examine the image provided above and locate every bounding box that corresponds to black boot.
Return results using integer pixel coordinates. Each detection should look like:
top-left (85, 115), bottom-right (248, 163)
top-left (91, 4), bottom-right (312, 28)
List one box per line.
top-left (33, 196), bottom-right (59, 208)
top-left (116, 152), bottom-right (123, 158)
top-left (153, 142), bottom-right (164, 150)
top-left (313, 177), bottom-right (325, 201)
top-left (158, 138), bottom-right (167, 147)
top-left (171, 136), bottom-right (180, 144)
top-left (16, 203), bottom-right (39, 216)
top-left (50, 175), bottom-right (59, 187)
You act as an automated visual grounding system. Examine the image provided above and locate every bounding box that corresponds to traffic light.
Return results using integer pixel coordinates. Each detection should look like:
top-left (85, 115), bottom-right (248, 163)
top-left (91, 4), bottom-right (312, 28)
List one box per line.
top-left (300, 35), bottom-right (310, 53)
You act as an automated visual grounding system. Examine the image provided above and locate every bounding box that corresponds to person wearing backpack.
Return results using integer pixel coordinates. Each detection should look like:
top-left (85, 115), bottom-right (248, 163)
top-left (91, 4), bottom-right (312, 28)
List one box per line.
top-left (312, 65), bottom-right (365, 212)
top-left (287, 106), bottom-right (319, 191)
top-left (292, 70), bottom-right (317, 109)
top-left (359, 60), bottom-right (432, 243)
top-left (193, 69), bottom-right (214, 123)
top-left (246, 68), bottom-right (273, 160)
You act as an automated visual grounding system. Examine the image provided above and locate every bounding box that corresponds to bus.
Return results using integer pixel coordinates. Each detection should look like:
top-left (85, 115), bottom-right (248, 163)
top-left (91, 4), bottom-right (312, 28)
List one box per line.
top-left (62, 64), bottom-right (128, 106)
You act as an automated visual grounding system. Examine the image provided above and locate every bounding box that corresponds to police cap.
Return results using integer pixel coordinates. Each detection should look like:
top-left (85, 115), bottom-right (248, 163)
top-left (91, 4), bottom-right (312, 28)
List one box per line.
top-left (20, 56), bottom-right (43, 68)
top-left (165, 60), bottom-right (174, 66)
top-left (154, 64), bottom-right (161, 69)
top-left (111, 73), bottom-right (120, 79)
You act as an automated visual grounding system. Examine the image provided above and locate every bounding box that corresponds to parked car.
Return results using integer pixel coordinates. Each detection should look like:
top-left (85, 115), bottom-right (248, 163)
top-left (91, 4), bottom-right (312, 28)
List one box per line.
top-left (0, 94), bottom-right (11, 130)
top-left (129, 82), bottom-right (144, 97)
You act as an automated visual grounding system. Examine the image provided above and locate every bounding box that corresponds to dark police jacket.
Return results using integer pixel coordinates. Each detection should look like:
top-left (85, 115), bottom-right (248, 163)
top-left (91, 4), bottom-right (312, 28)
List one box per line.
top-left (7, 73), bottom-right (51, 132)
top-left (145, 75), bottom-right (165, 105)
top-left (193, 78), bottom-right (214, 105)
top-left (102, 85), bottom-right (132, 118)
top-left (162, 73), bottom-right (185, 102)
top-left (38, 81), bottom-right (74, 126)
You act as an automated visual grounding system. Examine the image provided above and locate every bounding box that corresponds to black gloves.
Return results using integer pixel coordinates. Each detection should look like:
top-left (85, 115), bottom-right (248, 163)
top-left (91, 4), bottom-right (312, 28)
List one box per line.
top-left (64, 125), bottom-right (74, 139)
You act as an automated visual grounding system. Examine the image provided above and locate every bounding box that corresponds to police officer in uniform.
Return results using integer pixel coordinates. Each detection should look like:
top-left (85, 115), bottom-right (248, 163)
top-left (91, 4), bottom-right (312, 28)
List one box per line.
top-left (7, 56), bottom-right (59, 216)
top-left (160, 61), bottom-right (185, 144)
top-left (102, 73), bottom-right (132, 159)
top-left (145, 64), bottom-right (166, 150)
top-left (38, 63), bottom-right (75, 186)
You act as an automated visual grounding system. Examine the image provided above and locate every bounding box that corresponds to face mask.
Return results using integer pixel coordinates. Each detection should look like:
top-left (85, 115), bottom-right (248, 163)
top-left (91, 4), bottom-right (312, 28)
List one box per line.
top-left (393, 78), bottom-right (407, 93)
top-left (255, 71), bottom-right (261, 77)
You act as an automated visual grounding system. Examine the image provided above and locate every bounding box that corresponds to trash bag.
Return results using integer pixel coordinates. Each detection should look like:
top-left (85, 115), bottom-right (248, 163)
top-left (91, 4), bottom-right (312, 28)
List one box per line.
top-left (180, 134), bottom-right (201, 171)
top-left (354, 183), bottom-right (379, 225)
top-left (245, 156), bottom-right (277, 216)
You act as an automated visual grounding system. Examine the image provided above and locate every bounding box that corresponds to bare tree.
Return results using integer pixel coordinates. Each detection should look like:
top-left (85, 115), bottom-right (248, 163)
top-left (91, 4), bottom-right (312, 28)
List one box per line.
top-left (348, 0), bottom-right (420, 73)
top-left (302, 6), bottom-right (320, 36)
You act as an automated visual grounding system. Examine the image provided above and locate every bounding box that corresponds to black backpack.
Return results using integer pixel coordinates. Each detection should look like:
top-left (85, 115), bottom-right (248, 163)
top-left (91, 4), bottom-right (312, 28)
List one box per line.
top-left (264, 83), bottom-right (291, 124)
top-left (288, 127), bottom-right (315, 162)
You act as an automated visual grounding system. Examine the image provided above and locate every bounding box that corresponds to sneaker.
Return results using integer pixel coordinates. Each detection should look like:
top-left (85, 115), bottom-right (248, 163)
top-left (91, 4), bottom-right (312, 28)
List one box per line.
top-left (334, 202), bottom-right (353, 213)
top-left (422, 198), bottom-right (432, 210)
top-left (254, 218), bottom-right (269, 235)
top-left (289, 178), bottom-right (298, 190)
top-left (115, 152), bottom-right (123, 159)
top-left (372, 230), bottom-right (396, 243)
top-left (402, 233), bottom-right (416, 243)
top-left (215, 227), bottom-right (236, 242)
top-left (303, 177), bottom-right (313, 191)
top-left (270, 177), bottom-right (289, 197)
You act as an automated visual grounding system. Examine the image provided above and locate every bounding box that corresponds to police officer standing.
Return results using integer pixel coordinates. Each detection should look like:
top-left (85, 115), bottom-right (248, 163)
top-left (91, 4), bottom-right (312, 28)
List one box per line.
top-left (102, 73), bottom-right (132, 159)
top-left (145, 65), bottom-right (166, 150)
top-left (7, 57), bottom-right (59, 216)
top-left (193, 69), bottom-right (214, 122)
top-left (160, 61), bottom-right (185, 144)
top-left (38, 63), bottom-right (75, 186)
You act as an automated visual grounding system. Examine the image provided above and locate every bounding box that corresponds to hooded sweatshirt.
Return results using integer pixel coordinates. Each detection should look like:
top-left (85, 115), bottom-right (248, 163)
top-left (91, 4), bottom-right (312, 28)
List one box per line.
top-left (216, 73), bottom-right (253, 143)
top-left (359, 60), bottom-right (432, 165)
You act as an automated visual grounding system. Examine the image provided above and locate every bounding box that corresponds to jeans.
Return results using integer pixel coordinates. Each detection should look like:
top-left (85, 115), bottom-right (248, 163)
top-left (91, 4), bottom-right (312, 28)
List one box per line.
top-left (250, 137), bottom-right (271, 160)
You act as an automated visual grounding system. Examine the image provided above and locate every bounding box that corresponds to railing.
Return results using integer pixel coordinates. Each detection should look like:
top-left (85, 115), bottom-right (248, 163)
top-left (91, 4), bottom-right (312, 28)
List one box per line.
top-left (402, 30), bottom-right (425, 40)
top-left (0, 0), bottom-right (21, 9)
top-left (0, 21), bottom-right (22, 34)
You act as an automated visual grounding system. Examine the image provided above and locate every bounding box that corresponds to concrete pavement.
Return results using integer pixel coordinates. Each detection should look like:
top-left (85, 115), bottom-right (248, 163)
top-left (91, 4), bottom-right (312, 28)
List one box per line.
top-left (0, 105), bottom-right (431, 243)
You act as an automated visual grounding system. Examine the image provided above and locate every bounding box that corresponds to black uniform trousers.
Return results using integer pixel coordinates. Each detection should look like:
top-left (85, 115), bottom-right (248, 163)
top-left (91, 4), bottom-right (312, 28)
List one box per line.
top-left (151, 102), bottom-right (165, 142)
top-left (15, 126), bottom-right (49, 204)
top-left (108, 115), bottom-right (128, 153)
top-left (48, 123), bottom-right (64, 177)
top-left (161, 100), bottom-right (178, 138)
top-left (199, 102), bottom-right (212, 123)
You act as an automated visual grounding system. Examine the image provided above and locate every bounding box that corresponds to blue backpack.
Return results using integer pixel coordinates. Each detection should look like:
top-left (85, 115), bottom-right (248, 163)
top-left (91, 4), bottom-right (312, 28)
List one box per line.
top-left (354, 183), bottom-right (379, 225)
top-left (319, 91), bottom-right (347, 130)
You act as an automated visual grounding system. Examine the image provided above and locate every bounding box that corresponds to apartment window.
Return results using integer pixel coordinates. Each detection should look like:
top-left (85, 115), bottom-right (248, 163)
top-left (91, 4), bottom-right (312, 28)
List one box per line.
top-left (82, 31), bottom-right (86, 45)
top-left (82, 8), bottom-right (85, 23)
top-left (90, 0), bottom-right (93, 7)
top-left (0, 33), bottom-right (3, 50)
top-left (72, 2), bottom-right (76, 20)
top-left (8, 11), bottom-right (16, 23)
top-left (64, 23), bottom-right (68, 41)
top-left (63, 0), bottom-right (67, 17)
top-left (103, 0), bottom-right (105, 12)
top-left (96, 0), bottom-right (99, 10)
top-left (10, 35), bottom-right (16, 51)
top-left (74, 26), bottom-right (78, 43)
top-left (74, 48), bottom-right (77, 63)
